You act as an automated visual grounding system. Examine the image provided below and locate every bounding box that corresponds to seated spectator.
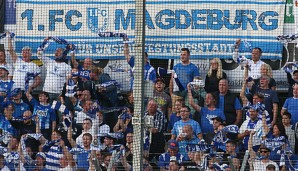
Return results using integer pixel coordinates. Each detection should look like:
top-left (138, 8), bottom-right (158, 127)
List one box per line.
top-left (168, 157), bottom-right (180, 171)
top-left (205, 116), bottom-right (225, 144)
top-left (222, 140), bottom-right (241, 170)
top-left (263, 123), bottom-right (292, 164)
top-left (113, 106), bottom-right (133, 134)
top-left (204, 58), bottom-right (227, 93)
top-left (180, 151), bottom-right (205, 170)
top-left (185, 76), bottom-right (206, 115)
top-left (167, 99), bottom-right (183, 132)
top-left (158, 140), bottom-right (186, 170)
top-left (171, 105), bottom-right (202, 141)
top-left (176, 125), bottom-right (200, 160)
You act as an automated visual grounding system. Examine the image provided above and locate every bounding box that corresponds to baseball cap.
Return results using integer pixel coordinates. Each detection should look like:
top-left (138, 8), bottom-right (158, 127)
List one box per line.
top-left (0, 65), bottom-right (9, 74)
top-left (168, 139), bottom-right (178, 149)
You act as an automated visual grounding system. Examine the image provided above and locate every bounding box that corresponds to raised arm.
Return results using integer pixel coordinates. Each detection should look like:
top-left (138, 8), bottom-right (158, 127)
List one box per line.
top-left (124, 43), bottom-right (131, 63)
top-left (71, 51), bottom-right (79, 69)
top-left (67, 123), bottom-right (77, 148)
top-left (7, 33), bottom-right (18, 63)
top-left (187, 83), bottom-right (201, 112)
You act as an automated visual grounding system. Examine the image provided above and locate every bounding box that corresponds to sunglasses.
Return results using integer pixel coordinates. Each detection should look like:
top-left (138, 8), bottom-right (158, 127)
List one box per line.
top-left (260, 151), bottom-right (269, 153)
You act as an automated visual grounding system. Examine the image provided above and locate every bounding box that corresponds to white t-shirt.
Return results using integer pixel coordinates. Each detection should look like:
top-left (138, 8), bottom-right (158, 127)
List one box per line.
top-left (253, 160), bottom-right (279, 171)
top-left (40, 56), bottom-right (71, 94)
top-left (12, 58), bottom-right (41, 90)
top-left (248, 60), bottom-right (264, 80)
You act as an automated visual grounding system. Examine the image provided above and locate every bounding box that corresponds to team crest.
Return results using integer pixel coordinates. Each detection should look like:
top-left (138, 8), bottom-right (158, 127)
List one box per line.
top-left (87, 8), bottom-right (109, 33)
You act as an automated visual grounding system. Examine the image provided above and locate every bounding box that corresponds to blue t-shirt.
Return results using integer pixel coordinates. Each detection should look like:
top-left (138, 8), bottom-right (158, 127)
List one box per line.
top-left (0, 80), bottom-right (14, 103)
top-left (283, 97), bottom-right (298, 124)
top-left (167, 113), bottom-right (181, 131)
top-left (178, 137), bottom-right (200, 160)
top-left (200, 107), bottom-right (225, 134)
top-left (11, 101), bottom-right (30, 119)
top-left (0, 115), bottom-right (17, 136)
top-left (31, 98), bottom-right (56, 130)
top-left (172, 119), bottom-right (201, 137)
top-left (173, 63), bottom-right (199, 89)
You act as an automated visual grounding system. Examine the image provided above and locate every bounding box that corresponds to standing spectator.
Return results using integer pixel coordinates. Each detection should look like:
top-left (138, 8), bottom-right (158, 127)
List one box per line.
top-left (68, 124), bottom-right (93, 170)
top-left (43, 130), bottom-right (70, 170)
top-left (158, 140), bottom-right (186, 171)
top-left (285, 69), bottom-right (298, 97)
top-left (282, 112), bottom-right (296, 152)
top-left (26, 91), bottom-right (56, 140)
top-left (38, 38), bottom-right (72, 101)
top-left (188, 84), bottom-right (225, 135)
top-left (124, 42), bottom-right (156, 93)
top-left (0, 49), bottom-right (13, 79)
top-left (171, 105), bottom-right (202, 140)
top-left (6, 88), bottom-right (30, 119)
top-left (0, 65), bottom-right (14, 104)
top-left (238, 106), bottom-right (263, 150)
top-left (169, 48), bottom-right (199, 109)
top-left (71, 51), bottom-right (93, 82)
top-left (0, 104), bottom-right (17, 136)
top-left (254, 63), bottom-right (276, 90)
top-left (204, 58), bottom-right (227, 93)
top-left (75, 118), bottom-right (95, 147)
top-left (233, 43), bottom-right (264, 80)
top-left (8, 36), bottom-right (41, 92)
top-left (250, 75), bottom-right (279, 125)
top-left (92, 109), bottom-right (110, 142)
top-left (282, 83), bottom-right (298, 125)
top-left (144, 99), bottom-right (166, 161)
top-left (217, 79), bottom-right (242, 126)
top-left (153, 77), bottom-right (172, 120)
top-left (205, 116), bottom-right (225, 144)
top-left (8, 110), bottom-right (36, 137)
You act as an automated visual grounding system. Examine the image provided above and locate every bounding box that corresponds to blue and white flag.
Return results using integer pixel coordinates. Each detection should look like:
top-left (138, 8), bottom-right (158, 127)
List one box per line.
top-left (51, 100), bottom-right (70, 115)
top-left (186, 144), bottom-right (212, 152)
top-left (0, 32), bottom-right (14, 40)
top-left (242, 40), bottom-right (252, 52)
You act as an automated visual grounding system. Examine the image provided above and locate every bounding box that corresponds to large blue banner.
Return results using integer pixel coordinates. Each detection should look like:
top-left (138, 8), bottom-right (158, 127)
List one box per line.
top-left (15, 0), bottom-right (285, 60)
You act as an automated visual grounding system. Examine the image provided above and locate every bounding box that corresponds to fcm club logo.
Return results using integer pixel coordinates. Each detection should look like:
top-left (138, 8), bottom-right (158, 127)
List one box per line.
top-left (87, 8), bottom-right (109, 33)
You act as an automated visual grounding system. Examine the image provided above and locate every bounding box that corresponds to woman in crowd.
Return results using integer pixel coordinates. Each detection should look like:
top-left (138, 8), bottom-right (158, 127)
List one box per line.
top-left (204, 58), bottom-right (227, 93)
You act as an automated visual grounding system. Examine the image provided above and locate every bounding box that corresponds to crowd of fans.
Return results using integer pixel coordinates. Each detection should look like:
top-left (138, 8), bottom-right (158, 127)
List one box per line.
top-left (0, 35), bottom-right (298, 171)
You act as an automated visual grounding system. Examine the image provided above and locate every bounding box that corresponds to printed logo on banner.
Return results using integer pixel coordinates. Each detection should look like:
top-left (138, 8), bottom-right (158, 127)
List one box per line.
top-left (87, 8), bottom-right (109, 33)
